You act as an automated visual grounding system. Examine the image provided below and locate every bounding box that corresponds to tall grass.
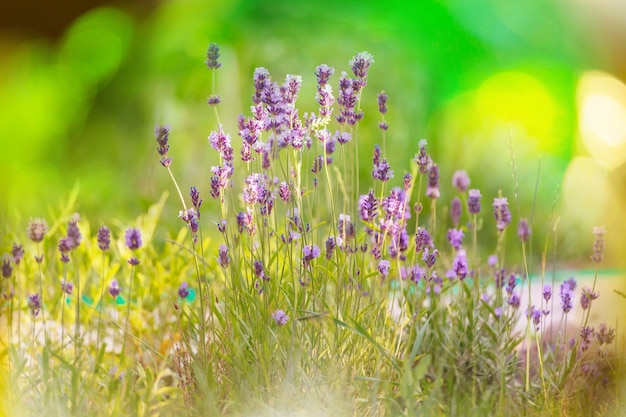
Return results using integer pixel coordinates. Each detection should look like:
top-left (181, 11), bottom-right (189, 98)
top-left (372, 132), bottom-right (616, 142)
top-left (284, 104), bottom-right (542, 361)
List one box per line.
top-left (0, 46), bottom-right (623, 417)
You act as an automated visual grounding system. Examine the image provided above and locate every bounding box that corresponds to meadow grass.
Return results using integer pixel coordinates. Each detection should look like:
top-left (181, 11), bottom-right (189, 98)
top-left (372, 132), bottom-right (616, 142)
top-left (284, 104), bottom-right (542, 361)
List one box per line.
top-left (1, 46), bottom-right (624, 417)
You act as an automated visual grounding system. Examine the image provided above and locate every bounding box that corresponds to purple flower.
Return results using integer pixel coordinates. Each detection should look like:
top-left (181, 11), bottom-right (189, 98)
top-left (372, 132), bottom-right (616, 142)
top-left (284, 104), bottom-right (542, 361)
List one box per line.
top-left (580, 287), bottom-right (599, 310)
top-left (560, 285), bottom-right (573, 314)
top-left (217, 220), bottom-right (227, 234)
top-left (58, 238), bottom-right (71, 263)
top-left (335, 131), bottom-right (352, 145)
top-left (272, 309), bottom-right (289, 326)
top-left (378, 260), bottom-right (391, 278)
top-left (209, 126), bottom-right (234, 162)
top-left (208, 95), bottom-right (221, 105)
top-left (422, 247), bottom-right (439, 268)
top-left (372, 146), bottom-right (393, 182)
top-left (338, 214), bottom-right (355, 240)
top-left (527, 306), bottom-right (541, 329)
top-left (253, 260), bottom-right (269, 281)
top-left (303, 245), bottom-right (321, 267)
top-left (492, 197), bottom-right (512, 232)
top-left (414, 227), bottom-right (432, 253)
top-left (452, 170), bottom-right (470, 192)
top-left (61, 280), bottom-right (73, 295)
top-left (205, 43), bottom-right (221, 69)
top-left (543, 285), bottom-right (552, 302)
top-left (155, 125), bottom-right (172, 167)
top-left (517, 218), bottom-right (531, 243)
top-left (591, 226), bottom-right (605, 264)
top-left (1, 255), bottom-right (12, 278)
top-left (65, 219), bottom-right (82, 249)
top-left (218, 245), bottom-right (229, 268)
top-left (596, 323), bottom-right (615, 345)
top-left (28, 293), bottom-right (41, 317)
top-left (414, 139), bottom-right (432, 174)
top-left (426, 164), bottom-right (440, 199)
top-left (488, 255), bottom-right (498, 267)
top-left (315, 64), bottom-right (334, 86)
top-left (109, 280), bottom-right (121, 298)
top-left (278, 181), bottom-right (291, 203)
top-left (452, 252), bottom-right (468, 280)
top-left (178, 282), bottom-right (190, 299)
top-left (359, 191), bottom-right (379, 222)
top-left (447, 228), bottom-right (464, 251)
top-left (377, 91), bottom-right (388, 115)
top-left (467, 189), bottom-right (482, 215)
top-left (325, 237), bottom-right (336, 260)
top-left (125, 228), bottom-right (142, 251)
top-left (507, 293), bottom-right (521, 308)
top-left (97, 226), bottom-right (111, 251)
top-left (282, 74), bottom-right (302, 105)
top-left (11, 243), bottom-right (24, 265)
top-left (27, 218), bottom-right (48, 243)
top-left (190, 186), bottom-right (202, 211)
top-left (580, 326), bottom-right (594, 351)
top-left (450, 197), bottom-right (462, 227)
top-left (128, 257), bottom-right (140, 266)
top-left (349, 51), bottom-right (374, 80)
top-left (563, 277), bottom-right (577, 293)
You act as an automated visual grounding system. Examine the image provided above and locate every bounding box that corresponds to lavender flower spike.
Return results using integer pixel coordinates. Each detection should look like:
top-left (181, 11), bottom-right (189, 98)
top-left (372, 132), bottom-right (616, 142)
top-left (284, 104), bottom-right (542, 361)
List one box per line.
top-left (492, 197), bottom-right (511, 232)
top-left (452, 170), bottom-right (470, 192)
top-left (591, 226), bottom-right (606, 263)
top-left (125, 228), bottom-right (142, 250)
top-left (97, 225), bottom-right (111, 251)
top-left (205, 43), bottom-right (221, 69)
top-left (467, 189), bottom-right (482, 214)
top-left (27, 218), bottom-right (48, 243)
top-left (272, 309), bottom-right (289, 326)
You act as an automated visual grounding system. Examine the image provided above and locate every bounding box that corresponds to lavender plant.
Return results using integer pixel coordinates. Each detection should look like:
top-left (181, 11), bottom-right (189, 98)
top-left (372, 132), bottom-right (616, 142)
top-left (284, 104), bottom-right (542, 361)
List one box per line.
top-left (0, 46), bottom-right (623, 417)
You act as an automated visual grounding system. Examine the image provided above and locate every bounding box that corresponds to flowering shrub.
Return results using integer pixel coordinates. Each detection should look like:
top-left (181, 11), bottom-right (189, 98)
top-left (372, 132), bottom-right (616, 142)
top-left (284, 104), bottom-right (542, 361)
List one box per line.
top-left (0, 45), bottom-right (622, 417)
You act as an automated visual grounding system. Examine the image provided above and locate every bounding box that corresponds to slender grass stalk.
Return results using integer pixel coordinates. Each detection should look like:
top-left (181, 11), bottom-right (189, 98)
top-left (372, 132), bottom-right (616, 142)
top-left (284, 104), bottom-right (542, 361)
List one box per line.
top-left (95, 250), bottom-right (106, 370)
top-left (121, 262), bottom-right (135, 365)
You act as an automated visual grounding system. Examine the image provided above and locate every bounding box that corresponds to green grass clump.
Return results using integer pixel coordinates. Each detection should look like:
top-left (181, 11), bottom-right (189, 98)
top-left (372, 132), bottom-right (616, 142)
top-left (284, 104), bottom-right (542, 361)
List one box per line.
top-left (1, 46), bottom-right (624, 417)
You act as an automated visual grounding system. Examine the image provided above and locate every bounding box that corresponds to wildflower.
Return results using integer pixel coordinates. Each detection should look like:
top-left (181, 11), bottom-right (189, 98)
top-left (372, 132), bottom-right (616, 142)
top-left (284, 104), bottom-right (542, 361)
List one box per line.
top-left (178, 282), bottom-right (190, 299)
top-left (467, 189), bottom-right (482, 215)
top-left (125, 228), bottom-right (142, 250)
top-left (282, 74), bottom-right (302, 105)
top-left (65, 218), bottom-right (82, 249)
top-left (349, 51), bottom-right (374, 81)
top-left (543, 284), bottom-right (552, 302)
top-left (27, 218), bottom-right (48, 243)
top-left (28, 293), bottom-right (41, 317)
top-left (97, 226), bottom-right (111, 251)
top-left (315, 81), bottom-right (335, 118)
top-left (372, 145), bottom-right (393, 182)
top-left (414, 139), bottom-right (432, 174)
top-left (217, 220), bottom-right (227, 234)
top-left (591, 226), bottom-right (605, 263)
top-left (253, 260), bottom-right (269, 281)
top-left (209, 126), bottom-right (234, 162)
top-left (278, 181), bottom-right (291, 203)
top-left (452, 252), bottom-right (468, 280)
top-left (426, 164), bottom-right (440, 199)
top-left (596, 323), bottom-right (615, 345)
top-left (205, 43), bottom-right (221, 69)
top-left (517, 218), bottom-right (531, 243)
top-left (58, 238), bottom-right (71, 263)
top-left (11, 243), bottom-right (24, 265)
top-left (447, 228), bottom-right (464, 251)
top-left (303, 245), bottom-right (321, 267)
top-left (401, 265), bottom-right (426, 283)
top-left (527, 306), bottom-right (541, 330)
top-left (109, 280), bottom-right (121, 298)
top-left (415, 227), bottom-right (432, 253)
top-left (488, 255), bottom-right (498, 267)
top-left (208, 95), bottom-right (221, 105)
top-left (335, 131), bottom-right (352, 145)
top-left (426, 271), bottom-right (443, 295)
top-left (507, 293), bottom-right (521, 308)
top-left (190, 186), bottom-right (202, 211)
top-left (272, 309), bottom-right (289, 326)
top-left (563, 277), bottom-right (577, 292)
top-left (61, 280), bottom-right (73, 295)
top-left (218, 244), bottom-right (229, 268)
top-left (580, 326), bottom-right (594, 351)
top-left (505, 274), bottom-right (517, 294)
top-left (315, 64), bottom-right (334, 86)
top-left (155, 125), bottom-right (172, 167)
top-left (580, 287), bottom-right (599, 310)
top-left (559, 283), bottom-right (573, 314)
top-left (1, 255), bottom-right (12, 278)
top-left (377, 91), bottom-right (388, 115)
top-left (452, 170), bottom-right (470, 192)
top-left (338, 214), bottom-right (355, 240)
top-left (325, 237), bottom-right (336, 260)
top-left (378, 260), bottom-right (391, 278)
top-left (358, 191), bottom-right (379, 222)
top-left (450, 197), bottom-right (462, 227)
top-left (492, 197), bottom-right (511, 232)
top-left (422, 247), bottom-right (439, 268)
top-left (494, 307), bottom-right (502, 317)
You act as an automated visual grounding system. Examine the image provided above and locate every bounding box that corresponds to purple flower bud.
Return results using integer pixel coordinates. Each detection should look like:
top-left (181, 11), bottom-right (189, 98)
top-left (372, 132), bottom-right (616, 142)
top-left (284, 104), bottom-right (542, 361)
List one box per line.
top-left (591, 226), bottom-right (606, 263)
top-left (125, 228), bottom-right (142, 251)
top-left (178, 282), bottom-right (190, 299)
top-left (58, 238), bottom-right (71, 263)
top-left (209, 126), bottom-right (234, 162)
top-left (207, 95), bottom-right (221, 105)
top-left (97, 226), bottom-right (111, 251)
top-left (303, 245), bottom-right (321, 267)
top-left (65, 219), bottom-right (82, 249)
top-left (507, 293), bottom-right (521, 308)
top-left (28, 293), bottom-right (41, 317)
top-left (253, 260), bottom-right (268, 281)
top-left (61, 280), bottom-right (73, 295)
top-left (155, 125), bottom-right (172, 167)
top-left (190, 186), bottom-right (202, 210)
top-left (447, 228), bottom-right (464, 251)
top-left (128, 257), bottom-right (140, 266)
top-left (580, 287), bottom-right (599, 310)
top-left (272, 309), bottom-right (289, 326)
top-left (580, 326), bottom-right (594, 351)
top-left (426, 164), bottom-right (440, 199)
top-left (467, 189), bottom-right (482, 214)
top-left (218, 244), bottom-right (229, 268)
top-left (543, 284), bottom-right (552, 302)
top-left (488, 255), bottom-right (498, 267)
top-left (493, 197), bottom-right (512, 232)
top-left (452, 170), bottom-right (470, 192)
top-left (205, 43), bottom-right (221, 69)
top-left (377, 91), bottom-right (388, 114)
top-left (414, 140), bottom-right (431, 174)
top-left (109, 280), bottom-right (121, 298)
top-left (452, 252), bottom-right (468, 280)
top-left (422, 247), bottom-right (439, 268)
top-left (325, 237), bottom-right (336, 260)
top-left (27, 218), bottom-right (48, 243)
top-left (517, 218), bottom-right (531, 243)
top-left (349, 51), bottom-right (374, 80)
top-left (415, 227), bottom-right (432, 253)
top-left (358, 191), bottom-right (379, 222)
top-left (315, 64), bottom-right (334, 86)
top-left (2, 255), bottom-right (12, 278)
top-left (450, 197), bottom-right (462, 227)
top-left (11, 243), bottom-right (24, 265)
top-left (378, 259), bottom-right (391, 278)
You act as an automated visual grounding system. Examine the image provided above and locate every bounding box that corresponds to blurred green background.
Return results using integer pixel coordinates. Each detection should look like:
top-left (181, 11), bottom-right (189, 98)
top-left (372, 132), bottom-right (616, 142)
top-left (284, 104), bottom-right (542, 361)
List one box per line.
top-left (1, 0), bottom-right (625, 266)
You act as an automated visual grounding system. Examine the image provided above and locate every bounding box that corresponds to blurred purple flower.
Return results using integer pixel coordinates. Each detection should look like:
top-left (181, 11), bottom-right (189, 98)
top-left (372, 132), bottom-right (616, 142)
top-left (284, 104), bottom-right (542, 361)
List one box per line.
top-left (452, 170), bottom-right (470, 192)
top-left (125, 228), bottom-right (142, 250)
top-left (272, 309), bottom-right (289, 326)
top-left (467, 189), bottom-right (482, 215)
top-left (97, 226), bottom-right (111, 251)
